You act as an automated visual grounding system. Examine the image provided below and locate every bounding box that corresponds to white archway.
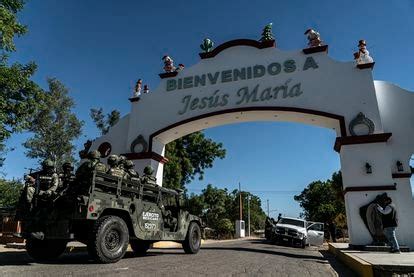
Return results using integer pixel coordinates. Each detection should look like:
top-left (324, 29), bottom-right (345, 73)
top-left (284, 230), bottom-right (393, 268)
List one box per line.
top-left (87, 39), bottom-right (414, 249)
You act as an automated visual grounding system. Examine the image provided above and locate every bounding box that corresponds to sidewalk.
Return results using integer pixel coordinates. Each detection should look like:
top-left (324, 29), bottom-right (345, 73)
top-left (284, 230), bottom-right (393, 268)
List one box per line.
top-left (329, 242), bottom-right (414, 276)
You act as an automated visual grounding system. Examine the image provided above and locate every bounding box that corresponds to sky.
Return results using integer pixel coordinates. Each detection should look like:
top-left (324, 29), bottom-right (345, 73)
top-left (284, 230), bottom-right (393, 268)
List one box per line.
top-left (3, 0), bottom-right (414, 218)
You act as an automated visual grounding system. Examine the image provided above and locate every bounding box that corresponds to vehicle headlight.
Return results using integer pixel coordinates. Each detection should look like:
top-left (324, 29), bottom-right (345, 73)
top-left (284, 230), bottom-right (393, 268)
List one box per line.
top-left (297, 232), bottom-right (305, 239)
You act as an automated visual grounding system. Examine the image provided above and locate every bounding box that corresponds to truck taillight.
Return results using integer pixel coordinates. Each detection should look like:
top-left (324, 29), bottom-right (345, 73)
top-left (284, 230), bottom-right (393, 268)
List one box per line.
top-left (88, 205), bottom-right (94, 212)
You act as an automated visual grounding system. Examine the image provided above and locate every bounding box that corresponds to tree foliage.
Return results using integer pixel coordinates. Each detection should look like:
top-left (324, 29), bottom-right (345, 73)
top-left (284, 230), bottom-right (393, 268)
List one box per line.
top-left (0, 178), bottom-right (22, 207)
top-left (163, 132), bottom-right (226, 189)
top-left (23, 78), bottom-right (83, 169)
top-left (0, 0), bottom-right (27, 52)
top-left (294, 171), bottom-right (345, 224)
top-left (90, 108), bottom-right (120, 135)
top-left (0, 0), bottom-right (44, 167)
top-left (187, 184), bottom-right (267, 238)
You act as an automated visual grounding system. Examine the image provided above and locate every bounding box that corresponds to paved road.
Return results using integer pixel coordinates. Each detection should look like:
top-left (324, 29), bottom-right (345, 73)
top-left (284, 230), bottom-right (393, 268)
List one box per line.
top-left (0, 239), bottom-right (354, 276)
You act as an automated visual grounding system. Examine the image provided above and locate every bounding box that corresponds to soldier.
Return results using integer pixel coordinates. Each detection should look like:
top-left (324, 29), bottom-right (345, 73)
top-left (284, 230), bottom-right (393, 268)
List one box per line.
top-left (118, 155), bottom-right (127, 170)
top-left (74, 150), bottom-right (107, 195)
top-left (59, 162), bottom-right (75, 194)
top-left (141, 165), bottom-right (158, 186)
top-left (124, 160), bottom-right (140, 181)
top-left (107, 154), bottom-right (125, 178)
top-left (36, 159), bottom-right (60, 200)
top-left (15, 174), bottom-right (36, 220)
top-left (76, 150), bottom-right (106, 177)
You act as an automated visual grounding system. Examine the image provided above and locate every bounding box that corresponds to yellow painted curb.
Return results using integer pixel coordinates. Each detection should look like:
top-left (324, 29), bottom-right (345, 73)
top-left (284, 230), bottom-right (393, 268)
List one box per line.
top-left (152, 240), bottom-right (206, 249)
top-left (328, 243), bottom-right (373, 277)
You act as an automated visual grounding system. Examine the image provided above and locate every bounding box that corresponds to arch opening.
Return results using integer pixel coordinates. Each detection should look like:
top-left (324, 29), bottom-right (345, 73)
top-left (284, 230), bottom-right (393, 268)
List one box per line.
top-left (150, 107), bottom-right (345, 151)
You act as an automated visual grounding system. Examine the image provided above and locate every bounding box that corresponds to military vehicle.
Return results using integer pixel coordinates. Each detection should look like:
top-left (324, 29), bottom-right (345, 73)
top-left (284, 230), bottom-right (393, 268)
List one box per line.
top-left (18, 171), bottom-right (203, 263)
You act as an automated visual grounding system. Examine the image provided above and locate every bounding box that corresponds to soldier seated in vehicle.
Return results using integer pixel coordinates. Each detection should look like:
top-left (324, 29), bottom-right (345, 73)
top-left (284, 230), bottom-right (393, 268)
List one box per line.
top-left (106, 154), bottom-right (125, 178)
top-left (160, 194), bottom-right (178, 231)
top-left (58, 162), bottom-right (75, 195)
top-left (118, 155), bottom-right (127, 170)
top-left (35, 159), bottom-right (60, 202)
top-left (141, 165), bottom-right (158, 186)
top-left (74, 150), bottom-right (107, 196)
top-left (124, 160), bottom-right (140, 182)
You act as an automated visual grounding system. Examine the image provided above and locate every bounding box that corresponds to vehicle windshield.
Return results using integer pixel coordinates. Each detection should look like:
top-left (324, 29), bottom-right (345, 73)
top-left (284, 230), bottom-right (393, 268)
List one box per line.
top-left (278, 218), bottom-right (305, 228)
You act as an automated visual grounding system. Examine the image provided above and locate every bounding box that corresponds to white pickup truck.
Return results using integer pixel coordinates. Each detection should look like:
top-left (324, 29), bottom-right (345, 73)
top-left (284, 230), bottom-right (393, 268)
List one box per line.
top-left (273, 217), bottom-right (324, 248)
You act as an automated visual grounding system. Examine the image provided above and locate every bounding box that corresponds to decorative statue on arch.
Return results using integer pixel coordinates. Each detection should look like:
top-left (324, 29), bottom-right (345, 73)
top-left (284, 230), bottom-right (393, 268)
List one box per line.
top-left (133, 79), bottom-right (142, 97)
top-left (354, 40), bottom-right (374, 65)
top-left (162, 55), bottom-right (176, 73)
top-left (304, 28), bottom-right (323, 47)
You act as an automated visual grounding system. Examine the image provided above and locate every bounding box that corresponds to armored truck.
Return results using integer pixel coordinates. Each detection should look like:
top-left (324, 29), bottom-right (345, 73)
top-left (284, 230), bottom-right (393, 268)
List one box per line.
top-left (19, 171), bottom-right (203, 263)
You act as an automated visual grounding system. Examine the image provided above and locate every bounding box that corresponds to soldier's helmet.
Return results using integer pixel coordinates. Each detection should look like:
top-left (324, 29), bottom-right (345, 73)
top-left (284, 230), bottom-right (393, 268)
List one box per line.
top-left (124, 160), bottom-right (134, 169)
top-left (42, 159), bottom-right (55, 169)
top-left (118, 155), bottom-right (127, 165)
top-left (107, 154), bottom-right (118, 166)
top-left (88, 150), bottom-right (101, 160)
top-left (143, 165), bottom-right (154, 175)
top-left (62, 162), bottom-right (74, 170)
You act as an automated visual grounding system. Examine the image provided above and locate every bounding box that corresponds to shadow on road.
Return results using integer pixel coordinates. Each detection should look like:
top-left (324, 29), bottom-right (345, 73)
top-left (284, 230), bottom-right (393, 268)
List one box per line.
top-left (319, 250), bottom-right (356, 277)
top-left (202, 246), bottom-right (327, 261)
top-left (0, 248), bottom-right (187, 266)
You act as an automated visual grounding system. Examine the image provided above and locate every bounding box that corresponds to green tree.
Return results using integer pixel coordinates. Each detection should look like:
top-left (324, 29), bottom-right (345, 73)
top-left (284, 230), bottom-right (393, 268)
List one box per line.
top-left (186, 184), bottom-right (267, 238)
top-left (294, 171), bottom-right (345, 224)
top-left (163, 132), bottom-right (226, 189)
top-left (186, 193), bottom-right (204, 217)
top-left (90, 108), bottom-right (120, 135)
top-left (0, 0), bottom-right (44, 166)
top-left (0, 0), bottom-right (27, 52)
top-left (0, 178), bottom-right (22, 207)
top-left (23, 78), bottom-right (83, 169)
top-left (228, 190), bottom-right (267, 231)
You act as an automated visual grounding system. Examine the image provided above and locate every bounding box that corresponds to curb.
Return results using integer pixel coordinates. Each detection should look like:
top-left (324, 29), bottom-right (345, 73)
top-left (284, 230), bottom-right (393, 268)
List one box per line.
top-left (328, 243), bottom-right (373, 277)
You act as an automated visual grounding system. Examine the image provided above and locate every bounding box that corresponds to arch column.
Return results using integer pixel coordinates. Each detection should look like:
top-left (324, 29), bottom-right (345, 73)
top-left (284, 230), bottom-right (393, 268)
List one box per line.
top-left (123, 140), bottom-right (167, 186)
top-left (336, 133), bottom-right (414, 248)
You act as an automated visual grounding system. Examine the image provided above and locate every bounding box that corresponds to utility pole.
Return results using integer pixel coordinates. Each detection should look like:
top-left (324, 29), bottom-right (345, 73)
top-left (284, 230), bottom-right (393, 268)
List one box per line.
top-left (267, 199), bottom-right (269, 217)
top-left (239, 182), bottom-right (242, 220)
top-left (247, 195), bottom-right (251, 237)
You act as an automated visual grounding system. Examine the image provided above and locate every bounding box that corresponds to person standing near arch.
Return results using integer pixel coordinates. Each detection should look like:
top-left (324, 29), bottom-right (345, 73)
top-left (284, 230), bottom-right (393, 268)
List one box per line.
top-left (377, 196), bottom-right (400, 253)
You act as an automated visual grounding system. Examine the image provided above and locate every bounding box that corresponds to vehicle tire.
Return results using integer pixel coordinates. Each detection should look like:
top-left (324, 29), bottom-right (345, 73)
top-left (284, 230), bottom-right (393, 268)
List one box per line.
top-left (130, 240), bottom-right (151, 256)
top-left (182, 222), bottom-right (201, 254)
top-left (26, 238), bottom-right (67, 261)
top-left (87, 215), bottom-right (129, 263)
top-left (301, 238), bottom-right (307, 249)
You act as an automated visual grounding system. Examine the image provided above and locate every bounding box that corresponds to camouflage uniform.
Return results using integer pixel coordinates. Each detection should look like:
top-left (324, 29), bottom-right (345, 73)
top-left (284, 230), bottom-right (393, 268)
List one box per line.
top-left (106, 155), bottom-right (125, 178)
top-left (36, 159), bottom-right (60, 199)
top-left (58, 162), bottom-right (75, 195)
top-left (75, 150), bottom-right (107, 195)
top-left (118, 155), bottom-right (127, 170)
top-left (15, 174), bottom-right (36, 220)
top-left (124, 160), bottom-right (139, 181)
top-left (141, 165), bottom-right (157, 186)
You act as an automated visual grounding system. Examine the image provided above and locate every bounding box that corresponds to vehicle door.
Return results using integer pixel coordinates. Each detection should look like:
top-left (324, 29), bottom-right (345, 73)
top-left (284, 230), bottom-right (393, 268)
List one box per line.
top-left (307, 222), bottom-right (324, 246)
